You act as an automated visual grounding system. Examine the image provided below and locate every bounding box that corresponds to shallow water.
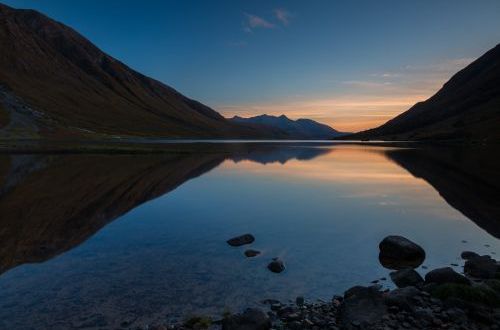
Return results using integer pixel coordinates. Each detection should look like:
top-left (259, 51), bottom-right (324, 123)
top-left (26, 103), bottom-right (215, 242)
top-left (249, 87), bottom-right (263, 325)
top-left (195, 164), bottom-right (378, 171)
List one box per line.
top-left (0, 143), bottom-right (499, 329)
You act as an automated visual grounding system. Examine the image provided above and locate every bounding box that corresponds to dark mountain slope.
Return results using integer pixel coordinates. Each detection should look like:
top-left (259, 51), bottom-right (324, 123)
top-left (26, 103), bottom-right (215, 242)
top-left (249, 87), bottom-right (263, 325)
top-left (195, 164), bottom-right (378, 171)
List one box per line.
top-left (345, 44), bottom-right (500, 141)
top-left (0, 3), bottom-right (277, 138)
top-left (231, 114), bottom-right (346, 139)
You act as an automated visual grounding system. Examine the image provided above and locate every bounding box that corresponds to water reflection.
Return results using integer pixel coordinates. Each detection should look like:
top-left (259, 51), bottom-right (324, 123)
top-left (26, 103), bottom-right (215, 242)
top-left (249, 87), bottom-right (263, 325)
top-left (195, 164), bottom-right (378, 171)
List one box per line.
top-left (384, 146), bottom-right (500, 239)
top-left (1, 144), bottom-right (499, 274)
top-left (0, 143), bottom-right (499, 329)
top-left (0, 145), bottom-right (330, 274)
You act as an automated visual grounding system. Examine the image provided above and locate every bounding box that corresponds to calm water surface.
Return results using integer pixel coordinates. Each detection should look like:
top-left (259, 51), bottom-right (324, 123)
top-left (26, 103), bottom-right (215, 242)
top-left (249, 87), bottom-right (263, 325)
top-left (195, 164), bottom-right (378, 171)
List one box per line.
top-left (0, 143), bottom-right (499, 329)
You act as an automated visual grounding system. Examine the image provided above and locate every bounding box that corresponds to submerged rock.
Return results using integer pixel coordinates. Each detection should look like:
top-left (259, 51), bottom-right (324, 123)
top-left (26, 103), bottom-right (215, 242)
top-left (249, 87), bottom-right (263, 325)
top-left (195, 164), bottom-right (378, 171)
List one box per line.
top-left (461, 251), bottom-right (480, 260)
top-left (424, 267), bottom-right (470, 285)
top-left (227, 234), bottom-right (255, 247)
top-left (379, 235), bottom-right (425, 270)
top-left (267, 258), bottom-right (285, 273)
top-left (222, 308), bottom-right (270, 330)
top-left (464, 255), bottom-right (500, 279)
top-left (244, 249), bottom-right (261, 257)
top-left (390, 268), bottom-right (424, 288)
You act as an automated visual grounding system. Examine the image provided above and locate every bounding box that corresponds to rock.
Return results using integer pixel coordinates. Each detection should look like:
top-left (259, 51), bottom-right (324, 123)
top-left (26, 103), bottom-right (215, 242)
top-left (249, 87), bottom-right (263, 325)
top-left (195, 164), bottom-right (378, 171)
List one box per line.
top-left (464, 255), bottom-right (500, 279)
top-left (227, 234), bottom-right (255, 247)
top-left (295, 296), bottom-right (304, 306)
top-left (267, 258), bottom-right (285, 273)
top-left (379, 235), bottom-right (426, 270)
top-left (385, 286), bottom-right (421, 312)
top-left (424, 267), bottom-right (470, 285)
top-left (270, 303), bottom-right (281, 311)
top-left (244, 249), bottom-right (260, 257)
top-left (461, 251), bottom-right (480, 260)
top-left (277, 306), bottom-right (297, 319)
top-left (390, 268), bottom-right (424, 288)
top-left (222, 308), bottom-right (270, 330)
top-left (340, 286), bottom-right (387, 329)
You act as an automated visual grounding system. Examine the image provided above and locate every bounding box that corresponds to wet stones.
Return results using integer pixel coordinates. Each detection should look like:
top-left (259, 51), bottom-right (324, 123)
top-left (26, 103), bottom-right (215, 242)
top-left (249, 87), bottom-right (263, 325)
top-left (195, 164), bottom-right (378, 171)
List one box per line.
top-left (340, 285), bottom-right (387, 328)
top-left (222, 308), bottom-right (270, 330)
top-left (227, 234), bottom-right (287, 274)
top-left (424, 267), bottom-right (471, 286)
top-left (390, 268), bottom-right (424, 288)
top-left (461, 251), bottom-right (480, 260)
top-left (464, 255), bottom-right (500, 279)
top-left (227, 234), bottom-right (255, 247)
top-left (244, 249), bottom-right (261, 258)
top-left (267, 258), bottom-right (285, 273)
top-left (379, 235), bottom-right (426, 270)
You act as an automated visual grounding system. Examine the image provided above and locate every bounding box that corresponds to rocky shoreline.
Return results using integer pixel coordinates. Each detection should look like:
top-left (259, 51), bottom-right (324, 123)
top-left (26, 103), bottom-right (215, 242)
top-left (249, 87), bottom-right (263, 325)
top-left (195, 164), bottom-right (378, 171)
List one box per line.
top-left (144, 236), bottom-right (500, 330)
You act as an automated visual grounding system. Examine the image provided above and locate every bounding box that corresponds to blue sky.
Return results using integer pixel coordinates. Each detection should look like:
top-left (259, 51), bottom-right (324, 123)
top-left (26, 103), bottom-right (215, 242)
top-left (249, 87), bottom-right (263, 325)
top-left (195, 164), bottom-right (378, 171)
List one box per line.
top-left (4, 0), bottom-right (500, 131)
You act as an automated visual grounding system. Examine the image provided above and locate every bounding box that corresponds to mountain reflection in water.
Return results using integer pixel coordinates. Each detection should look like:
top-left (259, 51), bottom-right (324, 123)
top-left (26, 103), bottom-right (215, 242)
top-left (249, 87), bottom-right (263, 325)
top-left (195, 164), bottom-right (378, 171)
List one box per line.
top-left (0, 144), bottom-right (330, 274)
top-left (0, 143), bottom-right (499, 329)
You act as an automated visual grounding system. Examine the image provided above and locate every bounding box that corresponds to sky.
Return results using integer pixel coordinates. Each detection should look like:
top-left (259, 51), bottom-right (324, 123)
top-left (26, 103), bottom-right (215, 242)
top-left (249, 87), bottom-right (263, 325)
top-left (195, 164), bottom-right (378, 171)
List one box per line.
top-left (4, 0), bottom-right (500, 132)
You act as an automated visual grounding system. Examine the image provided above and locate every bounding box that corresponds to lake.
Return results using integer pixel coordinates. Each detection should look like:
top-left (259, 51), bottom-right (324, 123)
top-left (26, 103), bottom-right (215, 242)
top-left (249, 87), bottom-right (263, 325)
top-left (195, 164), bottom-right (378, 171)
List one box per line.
top-left (0, 143), bottom-right (499, 329)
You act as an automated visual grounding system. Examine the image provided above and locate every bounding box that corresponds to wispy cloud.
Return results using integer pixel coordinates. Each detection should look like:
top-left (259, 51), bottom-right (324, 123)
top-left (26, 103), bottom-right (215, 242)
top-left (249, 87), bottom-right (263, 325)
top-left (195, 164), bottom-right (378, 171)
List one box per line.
top-left (274, 8), bottom-right (292, 26)
top-left (370, 73), bottom-right (401, 78)
top-left (243, 13), bottom-right (275, 32)
top-left (342, 80), bottom-right (393, 88)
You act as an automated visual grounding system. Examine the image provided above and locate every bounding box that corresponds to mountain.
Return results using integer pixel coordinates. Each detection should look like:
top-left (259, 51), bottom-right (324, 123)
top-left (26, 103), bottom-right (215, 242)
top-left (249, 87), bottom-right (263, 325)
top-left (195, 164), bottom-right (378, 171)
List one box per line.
top-left (230, 114), bottom-right (346, 139)
top-left (0, 3), bottom-right (284, 139)
top-left (344, 44), bottom-right (500, 141)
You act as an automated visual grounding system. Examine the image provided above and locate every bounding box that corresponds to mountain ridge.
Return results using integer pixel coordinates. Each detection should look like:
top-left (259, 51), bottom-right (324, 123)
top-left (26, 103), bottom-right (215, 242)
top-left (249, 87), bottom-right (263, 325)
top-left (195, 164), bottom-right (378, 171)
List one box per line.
top-left (230, 114), bottom-right (346, 139)
top-left (0, 3), bottom-right (286, 139)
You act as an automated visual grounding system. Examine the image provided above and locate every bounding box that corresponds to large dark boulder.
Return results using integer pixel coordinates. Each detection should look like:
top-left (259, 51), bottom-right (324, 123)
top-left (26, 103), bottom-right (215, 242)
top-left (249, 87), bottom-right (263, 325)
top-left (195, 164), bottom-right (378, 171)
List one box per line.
top-left (425, 267), bottom-right (471, 285)
top-left (464, 255), bottom-right (500, 279)
top-left (379, 235), bottom-right (426, 270)
top-left (222, 308), bottom-right (271, 330)
top-left (340, 286), bottom-right (387, 329)
top-left (227, 234), bottom-right (255, 247)
top-left (390, 268), bottom-right (424, 288)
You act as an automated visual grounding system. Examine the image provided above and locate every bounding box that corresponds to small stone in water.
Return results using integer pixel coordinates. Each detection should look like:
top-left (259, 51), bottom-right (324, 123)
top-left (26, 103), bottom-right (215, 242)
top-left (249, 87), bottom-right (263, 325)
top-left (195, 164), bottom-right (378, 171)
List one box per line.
top-left (244, 249), bottom-right (261, 257)
top-left (227, 234), bottom-right (255, 246)
top-left (267, 258), bottom-right (285, 273)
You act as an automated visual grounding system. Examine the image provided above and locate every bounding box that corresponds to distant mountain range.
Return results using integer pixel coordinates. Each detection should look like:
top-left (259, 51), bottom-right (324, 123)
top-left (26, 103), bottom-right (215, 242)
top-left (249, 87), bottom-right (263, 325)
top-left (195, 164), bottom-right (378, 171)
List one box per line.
top-left (0, 3), bottom-right (289, 139)
top-left (230, 114), bottom-right (346, 139)
top-left (344, 44), bottom-right (500, 141)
